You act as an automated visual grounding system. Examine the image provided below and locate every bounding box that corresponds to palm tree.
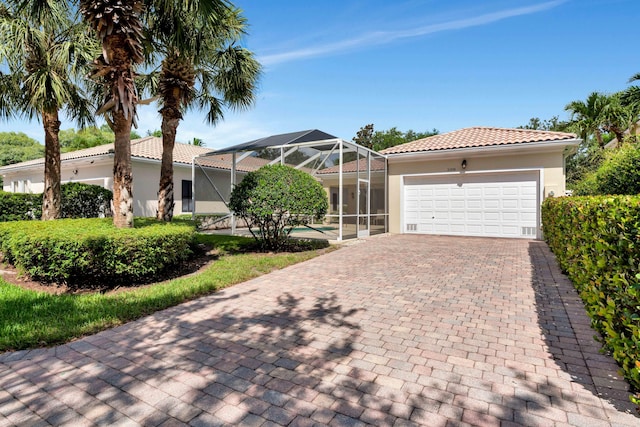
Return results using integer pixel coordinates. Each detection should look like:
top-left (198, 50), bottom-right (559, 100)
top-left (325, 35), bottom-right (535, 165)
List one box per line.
top-left (620, 73), bottom-right (640, 141)
top-left (0, 1), bottom-right (95, 220)
top-left (141, 2), bottom-right (261, 221)
top-left (565, 92), bottom-right (608, 148)
top-left (79, 0), bottom-right (145, 228)
top-left (622, 73), bottom-right (640, 109)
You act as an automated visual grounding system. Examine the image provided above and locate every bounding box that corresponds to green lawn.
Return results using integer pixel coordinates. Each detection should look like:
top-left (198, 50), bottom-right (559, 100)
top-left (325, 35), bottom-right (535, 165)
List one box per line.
top-left (0, 234), bottom-right (329, 352)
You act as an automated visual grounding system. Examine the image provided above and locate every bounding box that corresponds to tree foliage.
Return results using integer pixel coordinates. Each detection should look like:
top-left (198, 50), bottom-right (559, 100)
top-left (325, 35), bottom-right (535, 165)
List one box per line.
top-left (59, 127), bottom-right (113, 152)
top-left (229, 165), bottom-right (328, 250)
top-left (352, 125), bottom-right (439, 152)
top-left (573, 142), bottom-right (640, 196)
top-left (0, 132), bottom-right (44, 166)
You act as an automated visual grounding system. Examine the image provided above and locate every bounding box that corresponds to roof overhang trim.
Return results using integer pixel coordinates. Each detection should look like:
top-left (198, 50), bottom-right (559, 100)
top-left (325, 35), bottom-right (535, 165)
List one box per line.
top-left (386, 138), bottom-right (582, 162)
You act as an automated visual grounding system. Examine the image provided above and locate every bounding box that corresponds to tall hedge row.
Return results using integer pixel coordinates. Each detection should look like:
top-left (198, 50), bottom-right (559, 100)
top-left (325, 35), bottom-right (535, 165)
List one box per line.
top-left (0, 183), bottom-right (112, 221)
top-left (0, 218), bottom-right (195, 287)
top-left (542, 196), bottom-right (640, 399)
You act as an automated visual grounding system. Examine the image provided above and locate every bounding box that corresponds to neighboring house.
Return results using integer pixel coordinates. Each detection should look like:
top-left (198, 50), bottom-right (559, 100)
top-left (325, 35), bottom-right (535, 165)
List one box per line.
top-left (381, 127), bottom-right (580, 239)
top-left (0, 136), bottom-right (256, 217)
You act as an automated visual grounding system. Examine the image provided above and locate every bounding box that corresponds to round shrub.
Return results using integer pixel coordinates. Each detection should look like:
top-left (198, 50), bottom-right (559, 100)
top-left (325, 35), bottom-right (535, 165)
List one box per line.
top-left (229, 164), bottom-right (328, 250)
top-left (0, 218), bottom-right (195, 287)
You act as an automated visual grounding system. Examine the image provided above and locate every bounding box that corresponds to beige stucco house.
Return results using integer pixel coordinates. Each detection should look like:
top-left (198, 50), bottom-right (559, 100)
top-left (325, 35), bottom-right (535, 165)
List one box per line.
top-left (381, 127), bottom-right (580, 239)
top-left (0, 136), bottom-right (251, 217)
top-left (1, 127), bottom-right (580, 240)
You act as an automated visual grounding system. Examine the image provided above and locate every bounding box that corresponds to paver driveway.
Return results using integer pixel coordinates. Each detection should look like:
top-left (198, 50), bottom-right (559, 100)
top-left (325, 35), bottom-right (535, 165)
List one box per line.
top-left (0, 235), bottom-right (638, 426)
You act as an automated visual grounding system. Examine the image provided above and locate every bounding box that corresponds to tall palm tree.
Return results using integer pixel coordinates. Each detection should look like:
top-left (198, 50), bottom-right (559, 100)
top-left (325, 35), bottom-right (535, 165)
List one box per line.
top-left (141, 2), bottom-right (261, 221)
top-left (565, 92), bottom-right (608, 148)
top-left (79, 0), bottom-right (145, 228)
top-left (0, 1), bottom-right (95, 220)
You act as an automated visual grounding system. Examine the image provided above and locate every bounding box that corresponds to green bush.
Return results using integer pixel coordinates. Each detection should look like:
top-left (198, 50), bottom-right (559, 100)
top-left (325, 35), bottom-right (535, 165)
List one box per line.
top-left (542, 196), bottom-right (640, 401)
top-left (61, 182), bottom-right (112, 218)
top-left (229, 164), bottom-right (328, 250)
top-left (573, 143), bottom-right (640, 195)
top-left (0, 183), bottom-right (112, 221)
top-left (0, 191), bottom-right (42, 221)
top-left (0, 218), bottom-right (195, 287)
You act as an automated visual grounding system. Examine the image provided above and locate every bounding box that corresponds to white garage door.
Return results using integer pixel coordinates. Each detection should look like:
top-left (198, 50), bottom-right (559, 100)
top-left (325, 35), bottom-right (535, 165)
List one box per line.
top-left (403, 172), bottom-right (539, 238)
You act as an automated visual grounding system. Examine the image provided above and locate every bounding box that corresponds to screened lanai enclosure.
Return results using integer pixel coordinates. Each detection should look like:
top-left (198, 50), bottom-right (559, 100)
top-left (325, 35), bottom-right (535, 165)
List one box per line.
top-left (192, 130), bottom-right (388, 241)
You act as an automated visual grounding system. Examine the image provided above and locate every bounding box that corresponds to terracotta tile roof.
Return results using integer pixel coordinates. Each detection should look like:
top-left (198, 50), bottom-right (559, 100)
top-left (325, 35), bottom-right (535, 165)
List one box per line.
top-left (380, 127), bottom-right (578, 155)
top-left (1, 137), bottom-right (216, 171)
top-left (317, 157), bottom-right (386, 175)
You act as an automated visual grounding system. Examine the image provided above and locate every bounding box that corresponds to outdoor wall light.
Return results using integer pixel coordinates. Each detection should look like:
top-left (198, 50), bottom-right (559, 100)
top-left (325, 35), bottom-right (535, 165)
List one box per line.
top-left (461, 159), bottom-right (467, 170)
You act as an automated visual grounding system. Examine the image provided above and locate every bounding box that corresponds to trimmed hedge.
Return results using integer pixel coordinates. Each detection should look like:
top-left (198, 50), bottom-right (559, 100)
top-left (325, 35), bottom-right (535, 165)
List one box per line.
top-left (0, 218), bottom-right (195, 287)
top-left (0, 191), bottom-right (41, 221)
top-left (542, 196), bottom-right (640, 400)
top-left (0, 183), bottom-right (112, 221)
top-left (61, 182), bottom-right (112, 218)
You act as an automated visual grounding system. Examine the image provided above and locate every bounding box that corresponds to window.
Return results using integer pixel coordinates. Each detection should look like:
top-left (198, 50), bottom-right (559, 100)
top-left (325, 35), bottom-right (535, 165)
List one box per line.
top-left (182, 180), bottom-right (193, 212)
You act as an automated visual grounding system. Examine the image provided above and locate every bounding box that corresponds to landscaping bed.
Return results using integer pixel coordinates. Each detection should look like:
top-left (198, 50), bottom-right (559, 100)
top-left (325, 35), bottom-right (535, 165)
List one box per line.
top-left (0, 232), bottom-right (334, 352)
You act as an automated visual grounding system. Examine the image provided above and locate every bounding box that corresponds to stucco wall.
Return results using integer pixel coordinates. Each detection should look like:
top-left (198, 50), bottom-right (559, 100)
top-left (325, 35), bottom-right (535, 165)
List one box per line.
top-left (387, 149), bottom-right (566, 234)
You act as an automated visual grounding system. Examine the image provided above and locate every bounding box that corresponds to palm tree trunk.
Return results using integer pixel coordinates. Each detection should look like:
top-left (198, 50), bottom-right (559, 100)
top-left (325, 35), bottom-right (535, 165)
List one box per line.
top-left (112, 110), bottom-right (134, 228)
top-left (42, 110), bottom-right (61, 220)
top-left (157, 103), bottom-right (181, 221)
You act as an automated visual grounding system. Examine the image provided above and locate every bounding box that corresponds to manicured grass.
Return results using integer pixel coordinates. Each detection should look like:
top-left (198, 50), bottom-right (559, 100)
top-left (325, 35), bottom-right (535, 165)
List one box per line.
top-left (0, 234), bottom-right (329, 352)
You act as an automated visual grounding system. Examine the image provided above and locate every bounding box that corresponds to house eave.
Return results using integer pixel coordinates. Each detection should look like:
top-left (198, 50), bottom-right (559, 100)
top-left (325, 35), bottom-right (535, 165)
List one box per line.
top-left (385, 138), bottom-right (582, 162)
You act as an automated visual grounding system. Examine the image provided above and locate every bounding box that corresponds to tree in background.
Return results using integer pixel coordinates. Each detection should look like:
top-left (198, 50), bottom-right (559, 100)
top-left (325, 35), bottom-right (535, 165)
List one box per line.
top-left (0, 132), bottom-right (44, 187)
top-left (190, 137), bottom-right (204, 146)
top-left (80, 0), bottom-right (145, 228)
top-left (140, 1), bottom-right (261, 222)
top-left (59, 127), bottom-right (113, 152)
top-left (352, 123), bottom-right (374, 149)
top-left (0, 132), bottom-right (44, 166)
top-left (565, 92), bottom-right (609, 147)
top-left (572, 143), bottom-right (640, 196)
top-left (0, 1), bottom-right (95, 220)
top-left (352, 125), bottom-right (439, 152)
top-left (518, 116), bottom-right (569, 131)
top-left (620, 72), bottom-right (640, 143)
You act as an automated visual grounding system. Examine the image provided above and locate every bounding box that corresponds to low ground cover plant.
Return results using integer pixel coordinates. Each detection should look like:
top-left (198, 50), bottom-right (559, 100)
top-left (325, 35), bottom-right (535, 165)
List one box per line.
top-left (0, 217), bottom-right (194, 287)
top-left (542, 196), bottom-right (640, 402)
top-left (0, 234), bottom-right (328, 351)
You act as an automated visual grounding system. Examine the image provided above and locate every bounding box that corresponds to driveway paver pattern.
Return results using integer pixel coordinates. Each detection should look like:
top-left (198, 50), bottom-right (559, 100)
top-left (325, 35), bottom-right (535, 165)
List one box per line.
top-left (0, 234), bottom-right (638, 426)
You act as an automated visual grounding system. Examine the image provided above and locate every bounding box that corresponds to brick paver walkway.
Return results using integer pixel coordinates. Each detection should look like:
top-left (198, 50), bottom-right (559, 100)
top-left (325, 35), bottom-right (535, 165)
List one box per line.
top-left (0, 235), bottom-right (638, 426)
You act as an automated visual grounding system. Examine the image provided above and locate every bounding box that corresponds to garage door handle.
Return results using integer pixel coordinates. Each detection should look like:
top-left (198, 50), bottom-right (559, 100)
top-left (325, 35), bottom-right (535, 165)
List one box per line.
top-left (432, 216), bottom-right (435, 219)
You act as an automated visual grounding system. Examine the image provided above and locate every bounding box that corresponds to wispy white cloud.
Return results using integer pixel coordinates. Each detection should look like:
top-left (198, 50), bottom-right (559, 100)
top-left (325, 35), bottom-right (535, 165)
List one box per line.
top-left (261, 1), bottom-right (566, 66)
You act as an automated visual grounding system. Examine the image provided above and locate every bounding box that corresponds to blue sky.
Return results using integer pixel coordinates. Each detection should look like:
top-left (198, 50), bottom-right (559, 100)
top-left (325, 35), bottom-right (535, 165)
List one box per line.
top-left (3, 0), bottom-right (639, 149)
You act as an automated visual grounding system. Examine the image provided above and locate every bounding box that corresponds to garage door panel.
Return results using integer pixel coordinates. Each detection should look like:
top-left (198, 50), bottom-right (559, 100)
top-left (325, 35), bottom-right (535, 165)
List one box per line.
top-left (403, 172), bottom-right (539, 238)
top-left (484, 211), bottom-right (500, 221)
top-left (502, 199), bottom-right (519, 209)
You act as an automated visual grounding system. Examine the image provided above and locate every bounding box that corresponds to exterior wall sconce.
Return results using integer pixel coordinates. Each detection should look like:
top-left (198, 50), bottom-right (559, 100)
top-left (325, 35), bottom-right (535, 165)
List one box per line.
top-left (461, 159), bottom-right (467, 170)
